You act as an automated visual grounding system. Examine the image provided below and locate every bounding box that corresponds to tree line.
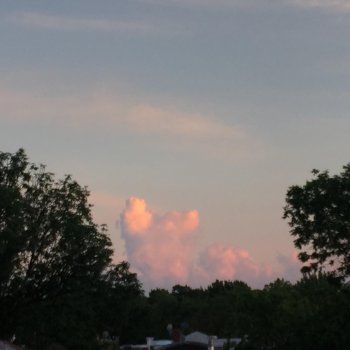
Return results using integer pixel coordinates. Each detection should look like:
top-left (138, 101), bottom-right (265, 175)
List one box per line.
top-left (1, 149), bottom-right (350, 350)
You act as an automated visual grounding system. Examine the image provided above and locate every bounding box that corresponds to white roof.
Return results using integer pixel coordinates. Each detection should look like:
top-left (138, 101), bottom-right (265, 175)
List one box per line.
top-left (153, 340), bottom-right (172, 347)
top-left (185, 332), bottom-right (209, 344)
top-left (185, 332), bottom-right (241, 348)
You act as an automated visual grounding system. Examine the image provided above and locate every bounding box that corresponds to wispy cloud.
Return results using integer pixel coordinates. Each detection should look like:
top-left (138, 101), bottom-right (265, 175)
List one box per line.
top-left (7, 11), bottom-right (167, 34)
top-left (142, 0), bottom-right (350, 13)
top-left (0, 87), bottom-right (246, 143)
top-left (289, 0), bottom-right (350, 12)
top-left (135, 0), bottom-right (259, 9)
top-left (128, 104), bottom-right (244, 139)
top-left (0, 81), bottom-right (264, 160)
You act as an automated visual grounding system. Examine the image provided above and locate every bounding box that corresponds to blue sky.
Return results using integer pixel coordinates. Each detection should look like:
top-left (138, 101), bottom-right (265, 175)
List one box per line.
top-left (1, 0), bottom-right (350, 289)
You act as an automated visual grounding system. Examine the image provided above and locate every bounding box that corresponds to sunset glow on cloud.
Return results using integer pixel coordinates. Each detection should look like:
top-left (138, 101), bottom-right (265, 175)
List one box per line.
top-left (0, 87), bottom-right (244, 144)
top-left (128, 104), bottom-right (243, 139)
top-left (119, 197), bottom-right (297, 290)
top-left (120, 197), bottom-right (199, 289)
top-left (196, 242), bottom-right (272, 286)
top-left (121, 197), bottom-right (153, 234)
top-left (3, 0), bottom-right (347, 294)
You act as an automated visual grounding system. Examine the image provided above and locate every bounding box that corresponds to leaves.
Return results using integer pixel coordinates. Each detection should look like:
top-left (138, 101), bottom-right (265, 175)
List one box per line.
top-left (0, 149), bottom-right (114, 348)
top-left (284, 164), bottom-right (350, 279)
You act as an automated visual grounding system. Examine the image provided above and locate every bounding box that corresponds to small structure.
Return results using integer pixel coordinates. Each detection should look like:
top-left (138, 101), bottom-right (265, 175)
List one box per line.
top-left (152, 340), bottom-right (173, 349)
top-left (120, 332), bottom-right (241, 350)
top-left (160, 341), bottom-right (207, 350)
top-left (185, 332), bottom-right (241, 350)
top-left (121, 339), bottom-right (172, 350)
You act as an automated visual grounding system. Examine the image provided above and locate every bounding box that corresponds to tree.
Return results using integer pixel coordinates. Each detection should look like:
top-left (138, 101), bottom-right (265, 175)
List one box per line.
top-left (103, 261), bottom-right (143, 296)
top-left (97, 261), bottom-right (146, 343)
top-left (283, 164), bottom-right (350, 280)
top-left (0, 149), bottom-right (113, 348)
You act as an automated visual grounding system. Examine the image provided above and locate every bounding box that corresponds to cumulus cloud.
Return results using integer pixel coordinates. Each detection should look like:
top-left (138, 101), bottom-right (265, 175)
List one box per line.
top-left (195, 242), bottom-right (273, 288)
top-left (119, 197), bottom-right (300, 290)
top-left (120, 197), bottom-right (199, 289)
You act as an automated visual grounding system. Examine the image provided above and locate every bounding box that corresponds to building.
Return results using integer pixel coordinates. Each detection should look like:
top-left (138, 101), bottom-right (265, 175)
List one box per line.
top-left (185, 332), bottom-right (241, 350)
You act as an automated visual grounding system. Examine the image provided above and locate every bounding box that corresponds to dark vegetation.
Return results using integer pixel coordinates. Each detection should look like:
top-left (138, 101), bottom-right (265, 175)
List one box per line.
top-left (1, 149), bottom-right (350, 350)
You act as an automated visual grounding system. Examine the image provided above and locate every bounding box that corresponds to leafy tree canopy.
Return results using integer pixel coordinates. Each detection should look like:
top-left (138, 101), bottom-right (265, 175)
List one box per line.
top-left (284, 164), bottom-right (350, 280)
top-left (0, 149), bottom-right (114, 347)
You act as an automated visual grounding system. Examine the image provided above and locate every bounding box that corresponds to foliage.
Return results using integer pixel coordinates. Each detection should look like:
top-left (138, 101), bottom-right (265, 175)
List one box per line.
top-left (0, 149), bottom-right (114, 349)
top-left (146, 277), bottom-right (350, 350)
top-left (2, 150), bottom-right (350, 349)
top-left (97, 261), bottom-right (145, 344)
top-left (284, 164), bottom-right (350, 280)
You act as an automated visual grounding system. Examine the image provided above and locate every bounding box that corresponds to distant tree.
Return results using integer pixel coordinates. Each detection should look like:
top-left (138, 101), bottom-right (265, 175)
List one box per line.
top-left (146, 288), bottom-right (178, 338)
top-left (172, 284), bottom-right (194, 298)
top-left (204, 280), bottom-right (254, 338)
top-left (97, 261), bottom-right (146, 343)
top-left (294, 275), bottom-right (350, 350)
top-left (103, 261), bottom-right (143, 296)
top-left (0, 149), bottom-right (113, 348)
top-left (283, 165), bottom-right (350, 280)
top-left (207, 280), bottom-right (251, 295)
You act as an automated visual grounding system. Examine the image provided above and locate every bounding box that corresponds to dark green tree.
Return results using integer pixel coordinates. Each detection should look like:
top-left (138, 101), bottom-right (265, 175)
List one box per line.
top-left (204, 280), bottom-right (254, 338)
top-left (283, 164), bottom-right (350, 280)
top-left (148, 288), bottom-right (178, 338)
top-left (0, 149), bottom-right (113, 349)
top-left (103, 261), bottom-right (143, 296)
top-left (97, 261), bottom-right (146, 343)
top-left (292, 275), bottom-right (349, 350)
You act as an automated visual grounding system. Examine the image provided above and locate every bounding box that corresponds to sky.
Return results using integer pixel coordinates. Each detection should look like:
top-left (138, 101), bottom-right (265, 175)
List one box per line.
top-left (1, 0), bottom-right (350, 290)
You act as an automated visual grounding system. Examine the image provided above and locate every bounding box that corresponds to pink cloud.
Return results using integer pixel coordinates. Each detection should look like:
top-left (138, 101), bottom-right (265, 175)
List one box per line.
top-left (119, 197), bottom-right (302, 290)
top-left (121, 197), bottom-right (153, 235)
top-left (120, 197), bottom-right (199, 289)
top-left (195, 242), bottom-right (273, 288)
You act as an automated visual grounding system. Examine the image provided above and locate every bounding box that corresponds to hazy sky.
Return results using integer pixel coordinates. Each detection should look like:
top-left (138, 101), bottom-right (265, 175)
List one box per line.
top-left (1, 0), bottom-right (350, 290)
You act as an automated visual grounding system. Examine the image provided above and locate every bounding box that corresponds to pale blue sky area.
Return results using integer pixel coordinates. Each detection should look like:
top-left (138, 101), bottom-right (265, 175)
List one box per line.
top-left (1, 0), bottom-right (350, 287)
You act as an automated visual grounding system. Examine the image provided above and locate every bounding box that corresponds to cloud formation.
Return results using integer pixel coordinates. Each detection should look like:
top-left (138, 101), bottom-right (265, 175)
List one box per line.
top-left (195, 243), bottom-right (273, 288)
top-left (136, 0), bottom-right (350, 13)
top-left (8, 12), bottom-right (160, 34)
top-left (128, 104), bottom-right (244, 140)
top-left (119, 197), bottom-right (300, 290)
top-left (0, 87), bottom-right (242, 141)
top-left (290, 0), bottom-right (350, 12)
top-left (120, 197), bottom-right (199, 289)
top-left (0, 85), bottom-right (254, 161)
